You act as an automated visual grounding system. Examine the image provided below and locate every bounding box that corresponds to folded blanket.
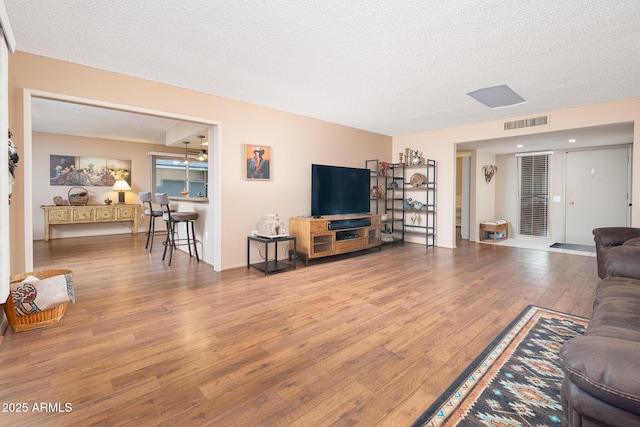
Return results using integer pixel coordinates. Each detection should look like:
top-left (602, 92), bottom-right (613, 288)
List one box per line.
top-left (10, 274), bottom-right (75, 316)
top-left (480, 219), bottom-right (508, 225)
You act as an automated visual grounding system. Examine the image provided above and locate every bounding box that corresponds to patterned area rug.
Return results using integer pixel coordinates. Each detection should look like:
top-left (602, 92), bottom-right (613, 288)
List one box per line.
top-left (412, 305), bottom-right (589, 427)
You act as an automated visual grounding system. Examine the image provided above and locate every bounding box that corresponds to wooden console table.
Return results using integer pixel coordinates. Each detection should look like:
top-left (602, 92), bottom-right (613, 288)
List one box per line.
top-left (41, 204), bottom-right (139, 241)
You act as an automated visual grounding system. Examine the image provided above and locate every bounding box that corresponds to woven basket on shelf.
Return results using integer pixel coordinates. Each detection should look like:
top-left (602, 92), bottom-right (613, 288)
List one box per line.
top-left (4, 269), bottom-right (73, 333)
top-left (68, 187), bottom-right (89, 206)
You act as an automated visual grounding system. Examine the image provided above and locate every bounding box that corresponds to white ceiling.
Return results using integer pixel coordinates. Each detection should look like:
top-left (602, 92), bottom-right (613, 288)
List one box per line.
top-left (31, 98), bottom-right (181, 145)
top-left (6, 1), bottom-right (639, 150)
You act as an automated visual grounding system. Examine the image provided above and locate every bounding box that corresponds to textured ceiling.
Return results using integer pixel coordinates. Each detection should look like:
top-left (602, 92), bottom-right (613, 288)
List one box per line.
top-left (5, 0), bottom-right (640, 138)
top-left (31, 98), bottom-right (181, 145)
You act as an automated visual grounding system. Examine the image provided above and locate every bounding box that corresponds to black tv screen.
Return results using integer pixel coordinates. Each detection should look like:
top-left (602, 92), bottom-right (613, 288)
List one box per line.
top-left (311, 164), bottom-right (370, 216)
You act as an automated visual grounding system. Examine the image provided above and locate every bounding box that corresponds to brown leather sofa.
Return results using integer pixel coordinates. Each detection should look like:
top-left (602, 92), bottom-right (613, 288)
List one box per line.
top-left (560, 227), bottom-right (640, 426)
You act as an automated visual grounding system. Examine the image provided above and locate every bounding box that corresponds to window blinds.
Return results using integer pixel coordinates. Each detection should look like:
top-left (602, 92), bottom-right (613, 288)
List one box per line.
top-left (518, 154), bottom-right (550, 237)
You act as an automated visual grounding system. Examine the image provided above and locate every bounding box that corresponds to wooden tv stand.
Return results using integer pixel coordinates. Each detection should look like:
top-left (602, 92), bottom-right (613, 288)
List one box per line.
top-left (289, 214), bottom-right (381, 265)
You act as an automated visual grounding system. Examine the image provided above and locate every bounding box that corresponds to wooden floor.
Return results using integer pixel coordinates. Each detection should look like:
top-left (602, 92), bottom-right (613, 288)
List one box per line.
top-left (0, 234), bottom-right (599, 426)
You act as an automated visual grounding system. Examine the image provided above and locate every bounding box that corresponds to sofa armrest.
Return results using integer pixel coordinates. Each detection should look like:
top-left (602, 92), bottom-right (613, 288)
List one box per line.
top-left (593, 227), bottom-right (640, 248)
top-left (603, 246), bottom-right (640, 279)
top-left (561, 335), bottom-right (640, 417)
top-left (593, 228), bottom-right (640, 278)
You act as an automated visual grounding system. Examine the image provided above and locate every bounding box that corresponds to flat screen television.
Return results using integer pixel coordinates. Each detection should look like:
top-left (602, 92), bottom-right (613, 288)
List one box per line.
top-left (311, 164), bottom-right (370, 216)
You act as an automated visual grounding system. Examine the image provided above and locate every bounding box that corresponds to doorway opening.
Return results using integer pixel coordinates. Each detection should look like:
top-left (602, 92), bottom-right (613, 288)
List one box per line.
top-left (22, 89), bottom-right (222, 271)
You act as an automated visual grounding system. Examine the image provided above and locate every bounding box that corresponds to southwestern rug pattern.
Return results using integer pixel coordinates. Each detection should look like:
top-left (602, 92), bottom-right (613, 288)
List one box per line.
top-left (412, 305), bottom-right (589, 427)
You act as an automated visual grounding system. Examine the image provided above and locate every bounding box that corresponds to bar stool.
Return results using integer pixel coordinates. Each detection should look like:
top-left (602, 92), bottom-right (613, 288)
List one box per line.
top-left (139, 192), bottom-right (163, 252)
top-left (155, 193), bottom-right (200, 266)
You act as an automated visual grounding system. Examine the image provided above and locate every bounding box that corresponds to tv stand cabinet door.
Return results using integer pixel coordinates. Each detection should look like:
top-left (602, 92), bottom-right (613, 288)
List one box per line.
top-left (366, 227), bottom-right (381, 248)
top-left (311, 233), bottom-right (334, 257)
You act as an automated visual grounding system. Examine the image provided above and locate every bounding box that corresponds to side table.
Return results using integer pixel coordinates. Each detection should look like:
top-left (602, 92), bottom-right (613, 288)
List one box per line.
top-left (247, 235), bottom-right (297, 275)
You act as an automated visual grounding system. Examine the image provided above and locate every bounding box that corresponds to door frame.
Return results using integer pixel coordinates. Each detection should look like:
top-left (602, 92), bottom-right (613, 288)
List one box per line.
top-left (22, 89), bottom-right (223, 271)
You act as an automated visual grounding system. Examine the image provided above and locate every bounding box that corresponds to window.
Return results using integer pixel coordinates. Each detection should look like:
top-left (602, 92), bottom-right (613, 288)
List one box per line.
top-left (151, 154), bottom-right (208, 198)
top-left (517, 153), bottom-right (551, 237)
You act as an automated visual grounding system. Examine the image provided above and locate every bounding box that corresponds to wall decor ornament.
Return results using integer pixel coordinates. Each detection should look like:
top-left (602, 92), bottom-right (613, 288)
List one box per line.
top-left (483, 164), bottom-right (498, 183)
top-left (410, 173), bottom-right (426, 187)
top-left (8, 130), bottom-right (18, 178)
top-left (49, 155), bottom-right (131, 187)
top-left (8, 130), bottom-right (18, 204)
top-left (410, 150), bottom-right (423, 165)
top-left (244, 145), bottom-right (271, 180)
top-left (370, 185), bottom-right (384, 199)
top-left (378, 161), bottom-right (390, 176)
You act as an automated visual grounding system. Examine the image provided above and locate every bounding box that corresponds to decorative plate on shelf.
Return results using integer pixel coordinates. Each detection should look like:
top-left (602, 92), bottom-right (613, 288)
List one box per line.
top-left (410, 173), bottom-right (426, 187)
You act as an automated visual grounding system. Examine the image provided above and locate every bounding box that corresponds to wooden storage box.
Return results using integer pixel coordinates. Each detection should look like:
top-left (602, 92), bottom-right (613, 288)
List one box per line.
top-left (480, 220), bottom-right (509, 242)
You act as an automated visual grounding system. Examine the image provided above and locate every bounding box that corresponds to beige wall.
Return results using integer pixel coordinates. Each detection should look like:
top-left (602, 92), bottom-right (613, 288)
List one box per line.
top-left (31, 132), bottom-right (185, 240)
top-left (393, 97), bottom-right (639, 247)
top-left (9, 52), bottom-right (392, 273)
top-left (8, 52), bottom-right (640, 272)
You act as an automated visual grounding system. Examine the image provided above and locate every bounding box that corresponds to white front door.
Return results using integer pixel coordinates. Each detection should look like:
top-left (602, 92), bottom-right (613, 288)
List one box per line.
top-left (565, 146), bottom-right (630, 245)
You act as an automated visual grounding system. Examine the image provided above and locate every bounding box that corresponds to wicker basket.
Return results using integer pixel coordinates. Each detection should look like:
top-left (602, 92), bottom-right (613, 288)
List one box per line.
top-left (68, 187), bottom-right (89, 206)
top-left (4, 269), bottom-right (73, 333)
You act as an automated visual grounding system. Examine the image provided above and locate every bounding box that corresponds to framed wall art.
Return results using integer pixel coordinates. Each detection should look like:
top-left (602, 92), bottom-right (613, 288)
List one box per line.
top-left (244, 145), bottom-right (271, 180)
top-left (50, 155), bottom-right (131, 186)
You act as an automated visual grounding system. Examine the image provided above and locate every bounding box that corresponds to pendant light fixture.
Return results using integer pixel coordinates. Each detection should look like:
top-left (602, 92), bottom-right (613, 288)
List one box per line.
top-left (183, 141), bottom-right (190, 165)
top-left (196, 135), bottom-right (208, 161)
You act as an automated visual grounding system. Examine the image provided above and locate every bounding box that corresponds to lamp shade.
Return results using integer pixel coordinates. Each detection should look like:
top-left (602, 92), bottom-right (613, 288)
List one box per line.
top-left (112, 179), bottom-right (131, 203)
top-left (112, 179), bottom-right (131, 191)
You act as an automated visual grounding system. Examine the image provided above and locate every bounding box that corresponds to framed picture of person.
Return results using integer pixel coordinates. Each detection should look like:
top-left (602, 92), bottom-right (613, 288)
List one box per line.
top-left (244, 145), bottom-right (271, 180)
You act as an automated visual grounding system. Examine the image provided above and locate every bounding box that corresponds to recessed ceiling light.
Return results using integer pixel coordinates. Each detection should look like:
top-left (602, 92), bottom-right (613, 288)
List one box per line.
top-left (467, 84), bottom-right (527, 109)
top-left (568, 139), bottom-right (576, 143)
top-left (516, 144), bottom-right (524, 148)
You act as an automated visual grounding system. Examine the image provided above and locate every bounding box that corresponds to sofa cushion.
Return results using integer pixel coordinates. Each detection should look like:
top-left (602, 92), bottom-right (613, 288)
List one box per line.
top-left (623, 237), bottom-right (640, 246)
top-left (602, 246), bottom-right (640, 279)
top-left (596, 277), bottom-right (640, 300)
top-left (588, 301), bottom-right (640, 332)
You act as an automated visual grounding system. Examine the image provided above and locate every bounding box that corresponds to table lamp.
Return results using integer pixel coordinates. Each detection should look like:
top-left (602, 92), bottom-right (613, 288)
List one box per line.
top-left (112, 179), bottom-right (131, 203)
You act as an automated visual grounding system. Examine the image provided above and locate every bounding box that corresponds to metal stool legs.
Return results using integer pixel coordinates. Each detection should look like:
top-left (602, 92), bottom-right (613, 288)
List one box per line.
top-left (139, 192), bottom-right (163, 252)
top-left (155, 193), bottom-right (200, 266)
top-left (146, 214), bottom-right (156, 250)
top-left (162, 219), bottom-right (200, 266)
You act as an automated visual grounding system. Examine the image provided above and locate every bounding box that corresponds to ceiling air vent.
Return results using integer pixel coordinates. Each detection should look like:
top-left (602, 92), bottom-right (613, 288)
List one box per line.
top-left (504, 115), bottom-right (548, 131)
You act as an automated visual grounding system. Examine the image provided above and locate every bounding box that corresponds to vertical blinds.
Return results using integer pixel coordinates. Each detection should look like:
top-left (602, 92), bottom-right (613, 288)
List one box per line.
top-left (518, 154), bottom-right (550, 237)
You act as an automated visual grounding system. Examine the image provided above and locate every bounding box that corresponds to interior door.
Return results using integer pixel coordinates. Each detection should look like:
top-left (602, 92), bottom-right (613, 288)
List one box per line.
top-left (565, 146), bottom-right (629, 245)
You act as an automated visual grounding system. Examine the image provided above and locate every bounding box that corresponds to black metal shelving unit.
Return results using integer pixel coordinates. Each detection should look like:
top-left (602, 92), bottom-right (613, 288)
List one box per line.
top-left (366, 159), bottom-right (403, 244)
top-left (401, 159), bottom-right (436, 248)
top-left (366, 158), bottom-right (436, 248)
